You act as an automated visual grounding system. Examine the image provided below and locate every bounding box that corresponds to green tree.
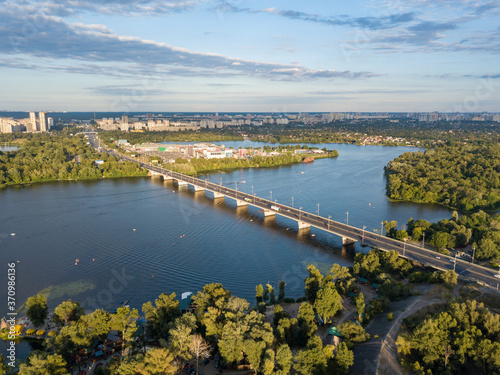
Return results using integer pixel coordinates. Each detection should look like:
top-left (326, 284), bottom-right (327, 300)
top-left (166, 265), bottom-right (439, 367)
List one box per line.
top-left (275, 344), bottom-right (293, 374)
top-left (314, 283), bottom-right (342, 323)
top-left (112, 306), bottom-right (139, 356)
top-left (25, 294), bottom-right (48, 327)
top-left (338, 321), bottom-right (370, 343)
top-left (19, 353), bottom-right (69, 375)
top-left (256, 284), bottom-right (264, 303)
top-left (168, 323), bottom-right (194, 362)
top-left (332, 342), bottom-right (354, 374)
top-left (355, 293), bottom-right (366, 323)
top-left (305, 265), bottom-right (323, 304)
top-left (54, 299), bottom-right (84, 326)
top-left (84, 309), bottom-right (111, 350)
top-left (441, 270), bottom-right (458, 287)
top-left (266, 283), bottom-right (276, 304)
top-left (278, 280), bottom-right (286, 302)
top-left (293, 336), bottom-right (328, 375)
top-left (136, 347), bottom-right (179, 375)
top-left (142, 292), bottom-right (180, 340)
top-left (273, 305), bottom-right (289, 327)
top-left (297, 302), bottom-right (317, 345)
top-left (191, 283), bottom-right (231, 338)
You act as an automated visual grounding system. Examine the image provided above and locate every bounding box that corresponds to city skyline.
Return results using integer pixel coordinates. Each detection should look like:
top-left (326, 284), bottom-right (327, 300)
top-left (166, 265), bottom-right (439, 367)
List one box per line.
top-left (1, 0), bottom-right (499, 112)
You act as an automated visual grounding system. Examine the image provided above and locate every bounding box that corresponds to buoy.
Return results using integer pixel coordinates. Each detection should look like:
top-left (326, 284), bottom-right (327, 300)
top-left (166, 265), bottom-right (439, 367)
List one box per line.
top-left (311, 234), bottom-right (316, 237)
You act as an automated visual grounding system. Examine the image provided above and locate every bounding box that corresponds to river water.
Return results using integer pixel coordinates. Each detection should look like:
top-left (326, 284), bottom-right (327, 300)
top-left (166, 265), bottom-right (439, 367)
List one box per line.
top-left (0, 142), bottom-right (451, 357)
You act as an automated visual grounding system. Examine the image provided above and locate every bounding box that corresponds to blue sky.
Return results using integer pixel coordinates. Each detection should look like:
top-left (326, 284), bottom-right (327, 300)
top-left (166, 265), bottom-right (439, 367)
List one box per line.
top-left (0, 0), bottom-right (499, 112)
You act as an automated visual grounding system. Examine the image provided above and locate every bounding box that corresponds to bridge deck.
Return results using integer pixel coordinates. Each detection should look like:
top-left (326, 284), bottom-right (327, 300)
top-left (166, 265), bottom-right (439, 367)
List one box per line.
top-left (87, 133), bottom-right (500, 291)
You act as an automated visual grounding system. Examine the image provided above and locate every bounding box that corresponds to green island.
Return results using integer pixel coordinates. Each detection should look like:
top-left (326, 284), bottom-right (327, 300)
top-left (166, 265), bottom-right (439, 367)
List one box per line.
top-left (385, 143), bottom-right (500, 212)
top-left (0, 133), bottom-right (147, 186)
top-left (4, 250), bottom-right (499, 375)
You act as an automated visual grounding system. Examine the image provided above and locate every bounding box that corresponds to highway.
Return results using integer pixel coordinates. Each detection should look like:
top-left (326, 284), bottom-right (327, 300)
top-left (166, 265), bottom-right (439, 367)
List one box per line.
top-left (87, 133), bottom-right (500, 291)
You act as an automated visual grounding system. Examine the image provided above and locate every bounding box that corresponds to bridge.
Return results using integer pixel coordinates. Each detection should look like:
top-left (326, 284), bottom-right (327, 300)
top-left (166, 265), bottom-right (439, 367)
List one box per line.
top-left (87, 133), bottom-right (500, 291)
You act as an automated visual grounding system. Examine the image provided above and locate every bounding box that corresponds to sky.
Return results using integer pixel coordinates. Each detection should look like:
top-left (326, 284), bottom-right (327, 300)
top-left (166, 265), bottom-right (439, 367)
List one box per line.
top-left (0, 0), bottom-right (499, 112)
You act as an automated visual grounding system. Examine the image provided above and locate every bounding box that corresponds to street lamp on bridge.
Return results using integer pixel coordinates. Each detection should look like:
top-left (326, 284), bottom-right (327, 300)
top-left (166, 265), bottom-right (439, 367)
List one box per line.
top-left (362, 225), bottom-right (366, 244)
top-left (292, 196), bottom-right (294, 208)
top-left (403, 237), bottom-right (407, 256)
top-left (270, 190), bottom-right (272, 201)
top-left (328, 215), bottom-right (331, 230)
top-left (472, 244), bottom-right (476, 264)
top-left (317, 203), bottom-right (320, 216)
top-left (299, 206), bottom-right (303, 222)
top-left (346, 211), bottom-right (349, 226)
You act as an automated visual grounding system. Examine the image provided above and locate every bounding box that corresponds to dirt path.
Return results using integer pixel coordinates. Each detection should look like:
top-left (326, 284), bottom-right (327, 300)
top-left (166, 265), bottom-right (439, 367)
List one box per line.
top-left (375, 284), bottom-right (455, 375)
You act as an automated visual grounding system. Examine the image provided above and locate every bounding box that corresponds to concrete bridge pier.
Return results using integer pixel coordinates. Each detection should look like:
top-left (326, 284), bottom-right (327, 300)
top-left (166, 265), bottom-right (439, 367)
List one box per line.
top-left (263, 210), bottom-right (276, 217)
top-left (162, 175), bottom-right (173, 181)
top-left (207, 191), bottom-right (224, 199)
top-left (342, 237), bottom-right (356, 246)
top-left (174, 180), bottom-right (188, 187)
top-left (235, 199), bottom-right (248, 207)
top-left (297, 221), bottom-right (310, 230)
top-left (189, 184), bottom-right (204, 192)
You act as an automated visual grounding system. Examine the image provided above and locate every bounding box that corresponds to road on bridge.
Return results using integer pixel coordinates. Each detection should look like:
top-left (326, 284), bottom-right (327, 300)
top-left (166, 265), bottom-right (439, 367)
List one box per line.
top-left (87, 133), bottom-right (500, 291)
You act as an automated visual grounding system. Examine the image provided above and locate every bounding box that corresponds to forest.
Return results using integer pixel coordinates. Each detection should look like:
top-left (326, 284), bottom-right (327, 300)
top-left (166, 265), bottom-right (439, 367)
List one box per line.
top-left (101, 130), bottom-right (243, 144)
top-left (245, 120), bottom-right (500, 146)
top-left (0, 134), bottom-right (147, 186)
top-left (383, 210), bottom-right (500, 261)
top-left (397, 300), bottom-right (500, 374)
top-left (3, 250), bottom-right (490, 375)
top-left (385, 143), bottom-right (500, 212)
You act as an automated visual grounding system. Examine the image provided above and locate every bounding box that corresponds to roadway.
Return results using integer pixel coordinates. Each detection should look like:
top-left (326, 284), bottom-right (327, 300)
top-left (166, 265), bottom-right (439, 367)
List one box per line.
top-left (87, 133), bottom-right (500, 291)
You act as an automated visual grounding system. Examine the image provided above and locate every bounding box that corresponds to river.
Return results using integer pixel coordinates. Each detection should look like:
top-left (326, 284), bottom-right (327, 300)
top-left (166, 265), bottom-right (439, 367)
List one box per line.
top-left (0, 142), bottom-right (451, 357)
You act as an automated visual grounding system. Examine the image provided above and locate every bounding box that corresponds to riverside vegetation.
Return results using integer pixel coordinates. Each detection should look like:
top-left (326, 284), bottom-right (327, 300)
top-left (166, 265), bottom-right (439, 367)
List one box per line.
top-left (0, 133), bottom-right (147, 186)
top-left (3, 252), bottom-right (487, 375)
top-left (385, 143), bottom-right (500, 212)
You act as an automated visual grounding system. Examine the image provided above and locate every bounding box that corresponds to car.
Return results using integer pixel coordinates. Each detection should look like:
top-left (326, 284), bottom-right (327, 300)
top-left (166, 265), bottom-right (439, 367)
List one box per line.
top-left (494, 274), bottom-right (500, 279)
top-left (436, 256), bottom-right (441, 259)
top-left (202, 359), bottom-right (209, 366)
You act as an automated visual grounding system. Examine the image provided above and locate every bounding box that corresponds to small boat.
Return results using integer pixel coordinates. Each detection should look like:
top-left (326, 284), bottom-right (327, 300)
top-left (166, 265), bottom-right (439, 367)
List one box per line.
top-left (300, 172), bottom-right (304, 174)
top-left (11, 233), bottom-right (15, 236)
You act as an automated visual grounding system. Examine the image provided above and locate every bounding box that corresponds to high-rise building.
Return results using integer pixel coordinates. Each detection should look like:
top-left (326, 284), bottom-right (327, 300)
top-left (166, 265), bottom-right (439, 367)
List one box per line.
top-left (48, 117), bottom-right (54, 128)
top-left (29, 111), bottom-right (37, 131)
top-left (122, 115), bottom-right (129, 124)
top-left (38, 112), bottom-right (48, 131)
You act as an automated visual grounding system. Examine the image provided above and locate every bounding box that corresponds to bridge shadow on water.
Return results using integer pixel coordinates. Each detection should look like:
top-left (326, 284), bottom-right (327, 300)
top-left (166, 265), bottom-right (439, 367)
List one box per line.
top-left (153, 178), bottom-right (356, 263)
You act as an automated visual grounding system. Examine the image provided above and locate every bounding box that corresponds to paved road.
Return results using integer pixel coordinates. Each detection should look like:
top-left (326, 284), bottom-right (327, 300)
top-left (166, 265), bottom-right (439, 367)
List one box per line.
top-left (87, 134), bottom-right (500, 291)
